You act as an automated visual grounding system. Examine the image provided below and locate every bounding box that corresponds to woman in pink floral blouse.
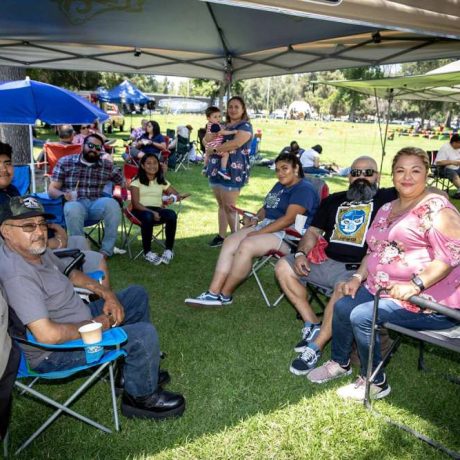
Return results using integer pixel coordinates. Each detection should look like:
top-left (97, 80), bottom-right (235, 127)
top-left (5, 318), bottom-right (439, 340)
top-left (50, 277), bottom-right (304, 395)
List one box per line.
top-left (307, 147), bottom-right (460, 401)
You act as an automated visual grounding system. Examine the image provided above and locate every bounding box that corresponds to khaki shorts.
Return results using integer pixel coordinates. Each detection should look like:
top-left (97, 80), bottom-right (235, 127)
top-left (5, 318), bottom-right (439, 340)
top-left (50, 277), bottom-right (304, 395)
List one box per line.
top-left (284, 253), bottom-right (358, 296)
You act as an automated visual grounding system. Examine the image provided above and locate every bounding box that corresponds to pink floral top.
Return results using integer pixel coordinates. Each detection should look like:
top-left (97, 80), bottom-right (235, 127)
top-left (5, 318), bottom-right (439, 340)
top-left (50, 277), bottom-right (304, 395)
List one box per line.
top-left (366, 194), bottom-right (460, 312)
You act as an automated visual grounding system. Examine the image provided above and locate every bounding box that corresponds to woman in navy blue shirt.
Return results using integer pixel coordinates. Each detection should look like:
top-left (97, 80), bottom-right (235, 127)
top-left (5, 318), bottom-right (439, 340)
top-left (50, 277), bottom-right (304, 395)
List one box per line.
top-left (135, 120), bottom-right (166, 159)
top-left (205, 96), bottom-right (253, 248)
top-left (185, 153), bottom-right (320, 308)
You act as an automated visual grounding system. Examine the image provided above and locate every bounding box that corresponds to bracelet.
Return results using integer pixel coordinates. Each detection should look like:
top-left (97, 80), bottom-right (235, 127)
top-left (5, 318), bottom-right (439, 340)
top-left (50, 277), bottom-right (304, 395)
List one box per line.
top-left (351, 273), bottom-right (363, 282)
top-left (55, 236), bottom-right (63, 249)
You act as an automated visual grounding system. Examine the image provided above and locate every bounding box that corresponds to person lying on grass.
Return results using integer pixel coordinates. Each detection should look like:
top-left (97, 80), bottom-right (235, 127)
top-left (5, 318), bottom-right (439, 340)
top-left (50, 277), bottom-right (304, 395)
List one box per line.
top-left (185, 152), bottom-right (320, 308)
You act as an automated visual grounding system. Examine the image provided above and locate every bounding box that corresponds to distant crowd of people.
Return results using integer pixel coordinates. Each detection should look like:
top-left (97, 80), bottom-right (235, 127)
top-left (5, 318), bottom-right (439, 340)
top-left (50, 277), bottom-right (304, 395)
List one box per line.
top-left (1, 97), bottom-right (460, 445)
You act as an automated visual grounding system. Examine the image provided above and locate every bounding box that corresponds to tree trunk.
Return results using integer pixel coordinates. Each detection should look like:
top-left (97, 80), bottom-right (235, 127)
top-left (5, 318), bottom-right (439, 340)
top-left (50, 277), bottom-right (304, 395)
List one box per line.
top-left (0, 66), bottom-right (30, 165)
top-left (444, 109), bottom-right (452, 128)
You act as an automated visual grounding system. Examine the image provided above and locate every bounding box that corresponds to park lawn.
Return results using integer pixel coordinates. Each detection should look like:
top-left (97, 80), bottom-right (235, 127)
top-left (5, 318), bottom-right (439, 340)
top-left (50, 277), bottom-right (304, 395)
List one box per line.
top-left (13, 118), bottom-right (459, 459)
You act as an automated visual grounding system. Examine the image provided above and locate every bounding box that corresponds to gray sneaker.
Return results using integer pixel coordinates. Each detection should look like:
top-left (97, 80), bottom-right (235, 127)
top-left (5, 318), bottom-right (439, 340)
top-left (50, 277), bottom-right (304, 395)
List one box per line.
top-left (336, 375), bottom-right (391, 401)
top-left (307, 360), bottom-right (352, 384)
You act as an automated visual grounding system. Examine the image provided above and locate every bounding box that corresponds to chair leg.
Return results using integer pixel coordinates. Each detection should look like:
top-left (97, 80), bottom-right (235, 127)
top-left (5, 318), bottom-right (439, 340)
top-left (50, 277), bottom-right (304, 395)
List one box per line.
top-left (15, 362), bottom-right (113, 455)
top-left (108, 363), bottom-right (120, 431)
top-left (3, 429), bottom-right (9, 458)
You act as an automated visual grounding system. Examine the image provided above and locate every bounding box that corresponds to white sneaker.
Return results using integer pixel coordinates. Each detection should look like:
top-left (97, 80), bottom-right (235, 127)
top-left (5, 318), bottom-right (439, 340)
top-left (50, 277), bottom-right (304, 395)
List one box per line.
top-left (144, 251), bottom-right (162, 265)
top-left (161, 249), bottom-right (174, 264)
top-left (336, 375), bottom-right (391, 401)
top-left (113, 246), bottom-right (127, 255)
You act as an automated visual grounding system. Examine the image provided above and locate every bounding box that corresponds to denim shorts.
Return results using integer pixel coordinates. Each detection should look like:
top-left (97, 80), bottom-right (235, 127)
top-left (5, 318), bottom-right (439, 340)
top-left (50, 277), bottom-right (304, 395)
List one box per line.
top-left (209, 182), bottom-right (243, 192)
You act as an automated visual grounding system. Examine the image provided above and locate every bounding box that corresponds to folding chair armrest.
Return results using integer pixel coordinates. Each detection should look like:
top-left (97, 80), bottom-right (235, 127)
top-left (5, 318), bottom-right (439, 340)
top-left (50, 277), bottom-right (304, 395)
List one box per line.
top-left (408, 296), bottom-right (460, 322)
top-left (17, 328), bottom-right (128, 350)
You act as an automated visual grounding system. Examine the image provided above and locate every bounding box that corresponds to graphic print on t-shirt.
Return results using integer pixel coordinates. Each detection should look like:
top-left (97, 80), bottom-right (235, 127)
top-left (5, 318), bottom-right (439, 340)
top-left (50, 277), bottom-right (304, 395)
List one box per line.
top-left (330, 201), bottom-right (373, 247)
top-left (264, 188), bottom-right (283, 210)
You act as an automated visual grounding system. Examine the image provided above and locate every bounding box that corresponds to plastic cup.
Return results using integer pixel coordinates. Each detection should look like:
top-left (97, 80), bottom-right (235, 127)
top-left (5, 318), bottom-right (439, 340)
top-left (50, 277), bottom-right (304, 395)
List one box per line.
top-left (69, 190), bottom-right (78, 201)
top-left (78, 322), bottom-right (102, 344)
top-left (295, 214), bottom-right (308, 235)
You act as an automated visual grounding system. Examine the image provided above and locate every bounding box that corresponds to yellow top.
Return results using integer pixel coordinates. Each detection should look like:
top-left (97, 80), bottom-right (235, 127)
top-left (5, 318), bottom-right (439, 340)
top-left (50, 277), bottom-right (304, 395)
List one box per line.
top-left (130, 178), bottom-right (171, 207)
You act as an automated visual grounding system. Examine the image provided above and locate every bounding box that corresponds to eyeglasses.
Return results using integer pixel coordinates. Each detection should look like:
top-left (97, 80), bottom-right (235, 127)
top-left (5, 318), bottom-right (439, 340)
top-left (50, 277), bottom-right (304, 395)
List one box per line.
top-left (350, 168), bottom-right (376, 177)
top-left (85, 142), bottom-right (103, 151)
top-left (5, 222), bottom-right (48, 233)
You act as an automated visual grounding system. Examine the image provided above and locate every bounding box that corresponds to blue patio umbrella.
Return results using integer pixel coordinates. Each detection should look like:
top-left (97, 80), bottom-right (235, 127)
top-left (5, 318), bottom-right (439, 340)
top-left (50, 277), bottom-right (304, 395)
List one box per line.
top-left (0, 77), bottom-right (109, 191)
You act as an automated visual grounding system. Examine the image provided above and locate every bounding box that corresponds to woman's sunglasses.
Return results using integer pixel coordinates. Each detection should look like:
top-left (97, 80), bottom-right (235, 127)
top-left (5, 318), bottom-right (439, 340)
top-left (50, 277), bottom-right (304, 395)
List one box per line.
top-left (350, 168), bottom-right (376, 177)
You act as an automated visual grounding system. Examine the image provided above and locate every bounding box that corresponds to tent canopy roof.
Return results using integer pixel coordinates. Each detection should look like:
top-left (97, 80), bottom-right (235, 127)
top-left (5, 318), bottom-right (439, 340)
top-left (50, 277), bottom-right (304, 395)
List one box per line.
top-left (315, 68), bottom-right (460, 103)
top-left (98, 80), bottom-right (151, 104)
top-left (0, 0), bottom-right (459, 81)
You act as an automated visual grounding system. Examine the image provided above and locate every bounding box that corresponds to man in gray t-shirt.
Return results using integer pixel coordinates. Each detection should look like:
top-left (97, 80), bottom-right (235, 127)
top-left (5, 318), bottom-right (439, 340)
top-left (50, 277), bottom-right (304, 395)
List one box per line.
top-left (0, 194), bottom-right (185, 421)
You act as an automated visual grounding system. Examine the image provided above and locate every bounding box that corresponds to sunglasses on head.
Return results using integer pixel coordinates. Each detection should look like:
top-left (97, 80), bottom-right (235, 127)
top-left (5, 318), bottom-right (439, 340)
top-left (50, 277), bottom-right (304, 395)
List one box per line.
top-left (350, 168), bottom-right (376, 177)
top-left (86, 142), bottom-right (103, 151)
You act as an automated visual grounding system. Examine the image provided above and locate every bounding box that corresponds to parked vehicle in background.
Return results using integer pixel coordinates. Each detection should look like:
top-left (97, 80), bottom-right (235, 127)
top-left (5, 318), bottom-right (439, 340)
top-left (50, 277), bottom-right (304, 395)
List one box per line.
top-left (103, 103), bottom-right (125, 133)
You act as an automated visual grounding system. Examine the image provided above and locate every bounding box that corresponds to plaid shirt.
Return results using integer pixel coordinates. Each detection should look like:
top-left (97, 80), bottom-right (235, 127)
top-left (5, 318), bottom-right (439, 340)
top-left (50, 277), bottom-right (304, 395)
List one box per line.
top-left (51, 154), bottom-right (123, 200)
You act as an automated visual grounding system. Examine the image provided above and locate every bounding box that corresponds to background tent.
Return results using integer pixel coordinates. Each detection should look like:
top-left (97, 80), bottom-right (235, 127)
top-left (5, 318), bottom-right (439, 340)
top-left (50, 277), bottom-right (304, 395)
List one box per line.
top-left (0, 1), bottom-right (459, 81)
top-left (315, 62), bottom-right (460, 169)
top-left (98, 80), bottom-right (151, 105)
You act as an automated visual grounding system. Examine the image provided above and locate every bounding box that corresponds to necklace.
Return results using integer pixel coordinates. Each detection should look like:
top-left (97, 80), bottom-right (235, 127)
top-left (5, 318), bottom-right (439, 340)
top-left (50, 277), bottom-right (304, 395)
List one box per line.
top-left (388, 191), bottom-right (427, 222)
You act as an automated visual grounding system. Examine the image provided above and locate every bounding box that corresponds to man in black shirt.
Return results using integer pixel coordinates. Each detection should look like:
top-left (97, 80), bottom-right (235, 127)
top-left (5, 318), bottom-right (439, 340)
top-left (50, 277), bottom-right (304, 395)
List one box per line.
top-left (275, 156), bottom-right (397, 375)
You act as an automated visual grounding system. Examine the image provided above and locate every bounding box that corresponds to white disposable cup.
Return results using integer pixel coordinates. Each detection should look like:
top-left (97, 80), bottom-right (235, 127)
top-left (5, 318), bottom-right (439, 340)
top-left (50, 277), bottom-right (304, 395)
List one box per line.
top-left (69, 190), bottom-right (78, 201)
top-left (295, 214), bottom-right (308, 234)
top-left (78, 322), bottom-right (102, 344)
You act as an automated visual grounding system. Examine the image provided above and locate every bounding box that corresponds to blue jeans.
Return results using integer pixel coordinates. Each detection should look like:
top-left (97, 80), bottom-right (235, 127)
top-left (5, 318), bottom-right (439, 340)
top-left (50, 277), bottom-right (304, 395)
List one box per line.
top-left (332, 286), bottom-right (458, 382)
top-left (303, 166), bottom-right (330, 176)
top-left (64, 197), bottom-right (121, 257)
top-left (34, 285), bottom-right (161, 398)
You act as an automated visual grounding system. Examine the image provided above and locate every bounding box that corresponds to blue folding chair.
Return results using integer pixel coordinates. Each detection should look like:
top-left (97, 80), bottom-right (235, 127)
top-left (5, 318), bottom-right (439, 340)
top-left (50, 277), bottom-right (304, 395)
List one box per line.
top-left (32, 192), bottom-right (105, 248)
top-left (12, 328), bottom-right (127, 455)
top-left (11, 165), bottom-right (31, 195)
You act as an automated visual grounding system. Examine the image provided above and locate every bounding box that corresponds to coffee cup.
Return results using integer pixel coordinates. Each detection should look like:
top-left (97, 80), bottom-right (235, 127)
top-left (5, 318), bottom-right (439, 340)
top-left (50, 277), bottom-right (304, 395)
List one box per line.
top-left (78, 322), bottom-right (102, 344)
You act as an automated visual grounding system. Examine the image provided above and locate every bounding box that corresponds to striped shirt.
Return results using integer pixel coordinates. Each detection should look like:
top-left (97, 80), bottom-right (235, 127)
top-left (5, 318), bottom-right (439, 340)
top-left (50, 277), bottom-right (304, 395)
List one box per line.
top-left (51, 154), bottom-right (123, 200)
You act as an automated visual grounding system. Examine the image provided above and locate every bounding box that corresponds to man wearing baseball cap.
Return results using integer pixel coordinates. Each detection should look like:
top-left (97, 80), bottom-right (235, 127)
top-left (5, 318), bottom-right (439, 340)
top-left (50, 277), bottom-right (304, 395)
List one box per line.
top-left (0, 195), bottom-right (186, 420)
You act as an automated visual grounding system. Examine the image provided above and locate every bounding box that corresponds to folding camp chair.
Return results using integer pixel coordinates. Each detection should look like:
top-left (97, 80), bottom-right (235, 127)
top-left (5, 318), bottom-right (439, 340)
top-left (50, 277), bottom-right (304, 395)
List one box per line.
top-left (32, 192), bottom-right (105, 249)
top-left (11, 164), bottom-right (31, 195)
top-left (232, 175), bottom-right (330, 308)
top-left (365, 291), bottom-right (460, 459)
top-left (174, 128), bottom-right (191, 172)
top-left (11, 328), bottom-right (127, 455)
top-left (40, 142), bottom-right (81, 190)
top-left (122, 198), bottom-right (185, 260)
top-left (427, 150), bottom-right (454, 193)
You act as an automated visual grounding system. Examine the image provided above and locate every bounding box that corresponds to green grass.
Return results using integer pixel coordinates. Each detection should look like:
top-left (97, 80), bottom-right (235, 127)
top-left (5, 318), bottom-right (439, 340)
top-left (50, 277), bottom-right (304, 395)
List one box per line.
top-left (12, 118), bottom-right (460, 459)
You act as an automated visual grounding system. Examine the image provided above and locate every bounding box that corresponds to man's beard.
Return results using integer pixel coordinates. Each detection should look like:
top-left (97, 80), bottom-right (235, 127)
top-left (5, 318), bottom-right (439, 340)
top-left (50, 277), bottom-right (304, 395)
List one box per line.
top-left (29, 238), bottom-right (47, 255)
top-left (83, 150), bottom-right (99, 163)
top-left (346, 178), bottom-right (378, 202)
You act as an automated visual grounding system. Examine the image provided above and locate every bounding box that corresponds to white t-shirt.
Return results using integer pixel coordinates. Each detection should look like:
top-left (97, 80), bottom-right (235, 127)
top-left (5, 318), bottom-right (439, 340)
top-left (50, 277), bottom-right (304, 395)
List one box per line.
top-left (299, 148), bottom-right (319, 168)
top-left (435, 142), bottom-right (460, 170)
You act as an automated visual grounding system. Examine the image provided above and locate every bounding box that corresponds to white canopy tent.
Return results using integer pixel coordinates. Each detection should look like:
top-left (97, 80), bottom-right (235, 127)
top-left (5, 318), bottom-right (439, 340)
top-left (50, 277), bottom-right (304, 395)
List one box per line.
top-left (0, 0), bottom-right (459, 83)
top-left (315, 61), bottom-right (460, 170)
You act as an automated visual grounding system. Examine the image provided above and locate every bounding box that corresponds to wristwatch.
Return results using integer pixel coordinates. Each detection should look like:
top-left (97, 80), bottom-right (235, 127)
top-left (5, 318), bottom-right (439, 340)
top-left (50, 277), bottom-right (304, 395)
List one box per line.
top-left (411, 275), bottom-right (425, 291)
top-left (294, 250), bottom-right (306, 259)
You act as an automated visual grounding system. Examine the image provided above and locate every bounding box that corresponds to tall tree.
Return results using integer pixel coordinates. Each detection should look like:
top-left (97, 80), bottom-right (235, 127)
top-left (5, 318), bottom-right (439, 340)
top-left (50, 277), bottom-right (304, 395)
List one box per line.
top-left (0, 65), bottom-right (30, 165)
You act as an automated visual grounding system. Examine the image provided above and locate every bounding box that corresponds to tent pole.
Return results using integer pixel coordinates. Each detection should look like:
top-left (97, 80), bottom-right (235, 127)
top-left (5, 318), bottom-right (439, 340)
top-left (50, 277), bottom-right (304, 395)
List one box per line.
top-left (374, 89), bottom-right (393, 177)
top-left (29, 125), bottom-right (36, 193)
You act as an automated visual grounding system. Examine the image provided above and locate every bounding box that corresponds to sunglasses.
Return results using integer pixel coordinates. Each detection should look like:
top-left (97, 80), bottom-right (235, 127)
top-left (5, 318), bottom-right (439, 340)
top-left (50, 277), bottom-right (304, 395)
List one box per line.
top-left (81, 126), bottom-right (90, 129)
top-left (86, 142), bottom-right (103, 151)
top-left (5, 222), bottom-right (48, 233)
top-left (350, 168), bottom-right (376, 177)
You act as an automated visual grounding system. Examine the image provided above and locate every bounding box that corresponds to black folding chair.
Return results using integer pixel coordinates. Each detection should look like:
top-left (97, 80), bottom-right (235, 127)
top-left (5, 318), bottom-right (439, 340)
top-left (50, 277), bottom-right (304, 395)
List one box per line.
top-left (365, 290), bottom-right (460, 459)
